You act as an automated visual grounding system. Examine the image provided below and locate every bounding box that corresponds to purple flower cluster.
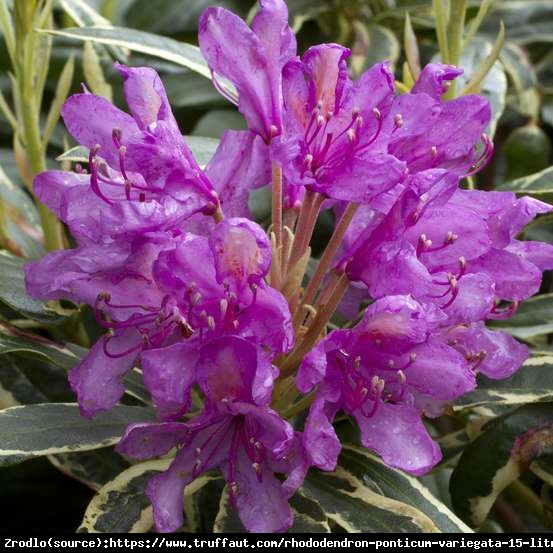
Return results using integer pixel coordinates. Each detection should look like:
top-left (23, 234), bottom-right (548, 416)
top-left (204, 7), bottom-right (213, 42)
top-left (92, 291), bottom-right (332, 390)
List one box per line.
top-left (25, 0), bottom-right (553, 533)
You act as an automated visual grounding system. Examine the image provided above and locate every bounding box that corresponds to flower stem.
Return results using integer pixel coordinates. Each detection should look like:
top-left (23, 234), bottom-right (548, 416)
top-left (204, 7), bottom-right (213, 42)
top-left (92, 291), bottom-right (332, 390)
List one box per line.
top-left (280, 272), bottom-right (349, 376)
top-left (271, 162), bottom-right (283, 258)
top-left (299, 202), bottom-right (358, 314)
top-left (287, 190), bottom-right (323, 269)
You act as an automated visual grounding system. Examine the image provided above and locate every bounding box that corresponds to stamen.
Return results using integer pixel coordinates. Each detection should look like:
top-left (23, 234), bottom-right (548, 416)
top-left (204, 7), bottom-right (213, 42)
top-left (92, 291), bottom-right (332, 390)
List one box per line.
top-left (394, 113), bottom-right (403, 128)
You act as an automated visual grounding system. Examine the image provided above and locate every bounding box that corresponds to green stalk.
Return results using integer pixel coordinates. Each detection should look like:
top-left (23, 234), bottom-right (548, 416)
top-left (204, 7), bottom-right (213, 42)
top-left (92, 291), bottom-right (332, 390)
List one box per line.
top-left (15, 1), bottom-right (65, 251)
top-left (444, 0), bottom-right (467, 99)
top-left (432, 0), bottom-right (450, 65)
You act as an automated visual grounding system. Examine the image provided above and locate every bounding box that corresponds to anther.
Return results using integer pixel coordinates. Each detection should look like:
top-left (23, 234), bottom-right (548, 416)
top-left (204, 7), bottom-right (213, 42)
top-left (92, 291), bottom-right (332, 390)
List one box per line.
top-left (445, 231), bottom-right (458, 244)
top-left (354, 356), bottom-right (361, 369)
top-left (269, 124), bottom-right (279, 138)
top-left (207, 316), bottom-right (216, 330)
top-left (397, 370), bottom-right (406, 385)
top-left (430, 146), bottom-right (438, 158)
top-left (347, 129), bottom-right (356, 143)
top-left (372, 107), bottom-right (381, 120)
top-left (394, 113), bottom-right (403, 128)
top-left (192, 292), bottom-right (202, 306)
top-left (409, 352), bottom-right (417, 363)
top-left (458, 256), bottom-right (466, 269)
top-left (387, 360), bottom-right (395, 369)
top-left (230, 482), bottom-right (239, 497)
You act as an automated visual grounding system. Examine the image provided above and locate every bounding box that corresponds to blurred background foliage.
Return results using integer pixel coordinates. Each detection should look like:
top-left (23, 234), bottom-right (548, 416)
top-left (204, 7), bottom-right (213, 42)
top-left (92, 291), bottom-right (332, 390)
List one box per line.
top-left (2, 0), bottom-right (553, 533)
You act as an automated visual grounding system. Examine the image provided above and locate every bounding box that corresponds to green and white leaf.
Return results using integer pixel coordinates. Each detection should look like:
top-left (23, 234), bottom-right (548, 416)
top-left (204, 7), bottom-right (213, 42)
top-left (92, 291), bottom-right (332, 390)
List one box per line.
top-left (455, 355), bottom-right (553, 410)
top-left (0, 403), bottom-right (155, 466)
top-left (79, 462), bottom-right (218, 533)
top-left (78, 458), bottom-right (170, 533)
top-left (41, 26), bottom-right (237, 101)
top-left (302, 445), bottom-right (471, 533)
top-left (0, 321), bottom-right (85, 369)
top-left (0, 355), bottom-right (47, 408)
top-left (48, 448), bottom-right (130, 491)
top-left (450, 402), bottom-right (553, 526)
top-left (0, 251), bottom-right (66, 323)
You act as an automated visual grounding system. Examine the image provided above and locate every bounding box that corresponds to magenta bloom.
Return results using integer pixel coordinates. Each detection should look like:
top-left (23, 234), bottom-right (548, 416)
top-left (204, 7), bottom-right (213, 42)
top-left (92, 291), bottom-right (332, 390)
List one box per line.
top-left (297, 295), bottom-right (476, 475)
top-left (199, 0), bottom-right (296, 142)
top-left (117, 336), bottom-right (308, 533)
top-left (345, 188), bottom-right (553, 324)
top-left (274, 45), bottom-right (405, 202)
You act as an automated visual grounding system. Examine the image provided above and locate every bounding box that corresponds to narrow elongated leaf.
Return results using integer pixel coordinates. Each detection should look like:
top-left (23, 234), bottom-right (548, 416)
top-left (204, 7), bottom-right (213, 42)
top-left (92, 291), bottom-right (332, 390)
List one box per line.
top-left (0, 321), bottom-right (84, 369)
top-left (0, 403), bottom-right (155, 465)
top-left (450, 402), bottom-right (553, 526)
top-left (302, 445), bottom-right (472, 533)
top-left (0, 251), bottom-right (66, 323)
top-left (455, 356), bottom-right (553, 410)
top-left (41, 26), bottom-right (237, 101)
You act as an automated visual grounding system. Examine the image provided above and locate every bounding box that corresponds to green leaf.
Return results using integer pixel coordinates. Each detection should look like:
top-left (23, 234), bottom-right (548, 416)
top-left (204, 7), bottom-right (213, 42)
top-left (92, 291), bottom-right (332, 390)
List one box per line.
top-left (480, 1), bottom-right (553, 45)
top-left (0, 251), bottom-right (66, 323)
top-left (56, 145), bottom-right (89, 163)
top-left (450, 402), bottom-right (553, 526)
top-left (124, 0), bottom-right (244, 35)
top-left (0, 321), bottom-right (85, 369)
top-left (0, 322), bottom-right (151, 405)
top-left (79, 462), bottom-right (217, 533)
top-left (41, 26), bottom-right (237, 101)
top-left (164, 70), bottom-right (226, 108)
top-left (78, 459), bottom-right (169, 533)
top-left (302, 445), bottom-right (472, 533)
top-left (60, 0), bottom-right (112, 27)
top-left (458, 37), bottom-right (507, 137)
top-left (213, 487), bottom-right (331, 533)
top-left (0, 403), bottom-right (155, 466)
top-left (501, 42), bottom-right (538, 93)
top-left (192, 110), bottom-right (246, 139)
top-left (455, 355), bottom-right (553, 410)
top-left (185, 136), bottom-right (219, 168)
top-left (497, 165), bottom-right (553, 204)
top-left (49, 447), bottom-right (130, 491)
top-left (0, 355), bottom-right (47, 408)
top-left (350, 22), bottom-right (400, 76)
top-left (491, 293), bottom-right (553, 339)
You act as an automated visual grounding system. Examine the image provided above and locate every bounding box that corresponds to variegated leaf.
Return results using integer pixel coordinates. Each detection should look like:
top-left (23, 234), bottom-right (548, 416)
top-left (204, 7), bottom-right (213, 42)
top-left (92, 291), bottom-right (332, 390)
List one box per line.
top-left (450, 402), bottom-right (553, 526)
top-left (455, 356), bottom-right (553, 410)
top-left (0, 403), bottom-right (155, 466)
top-left (302, 445), bottom-right (472, 533)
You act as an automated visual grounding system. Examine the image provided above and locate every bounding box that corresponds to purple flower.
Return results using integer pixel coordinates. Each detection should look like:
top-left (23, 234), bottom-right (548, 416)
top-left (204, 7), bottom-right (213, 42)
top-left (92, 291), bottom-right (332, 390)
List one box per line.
top-left (439, 322), bottom-right (528, 380)
top-left (387, 64), bottom-right (492, 177)
top-left (36, 64), bottom-right (220, 244)
top-left (297, 295), bottom-right (476, 475)
top-left (26, 217), bottom-right (293, 420)
top-left (274, 45), bottom-right (405, 202)
top-left (345, 187), bottom-right (553, 324)
top-left (117, 336), bottom-right (308, 533)
top-left (199, 0), bottom-right (296, 142)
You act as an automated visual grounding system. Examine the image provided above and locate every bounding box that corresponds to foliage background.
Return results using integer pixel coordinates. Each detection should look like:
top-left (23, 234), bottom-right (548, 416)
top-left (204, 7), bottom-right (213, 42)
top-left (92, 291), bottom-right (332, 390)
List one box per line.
top-left (1, 0), bottom-right (553, 533)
